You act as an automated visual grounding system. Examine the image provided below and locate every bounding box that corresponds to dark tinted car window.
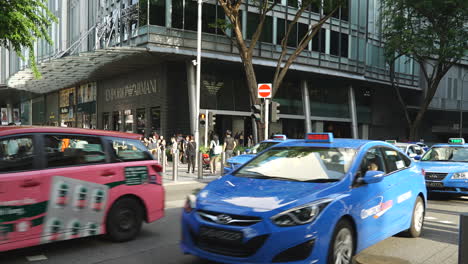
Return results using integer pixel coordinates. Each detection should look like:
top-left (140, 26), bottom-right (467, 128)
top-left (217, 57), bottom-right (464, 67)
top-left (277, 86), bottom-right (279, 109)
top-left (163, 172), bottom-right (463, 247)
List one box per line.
top-left (0, 136), bottom-right (34, 173)
top-left (110, 138), bottom-right (153, 161)
top-left (44, 134), bottom-right (105, 168)
top-left (382, 148), bottom-right (406, 173)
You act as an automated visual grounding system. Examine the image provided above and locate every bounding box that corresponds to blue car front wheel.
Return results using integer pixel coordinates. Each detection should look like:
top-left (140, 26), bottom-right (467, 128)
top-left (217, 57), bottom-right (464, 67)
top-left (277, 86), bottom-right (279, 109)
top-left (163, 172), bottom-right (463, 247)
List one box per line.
top-left (328, 219), bottom-right (355, 264)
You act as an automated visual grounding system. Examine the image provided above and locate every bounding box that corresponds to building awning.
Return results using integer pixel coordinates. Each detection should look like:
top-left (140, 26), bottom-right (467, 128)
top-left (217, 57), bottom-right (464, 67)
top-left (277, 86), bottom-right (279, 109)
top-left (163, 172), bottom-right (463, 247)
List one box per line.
top-left (7, 47), bottom-right (148, 94)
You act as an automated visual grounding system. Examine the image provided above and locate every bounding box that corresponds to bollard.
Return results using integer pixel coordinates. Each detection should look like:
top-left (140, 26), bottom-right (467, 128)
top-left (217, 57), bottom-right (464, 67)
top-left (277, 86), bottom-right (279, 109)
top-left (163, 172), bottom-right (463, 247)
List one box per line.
top-left (236, 150), bottom-right (240, 156)
top-left (157, 149), bottom-right (161, 163)
top-left (198, 152), bottom-right (203, 179)
top-left (162, 150), bottom-right (166, 173)
top-left (460, 213), bottom-right (468, 264)
top-left (220, 152), bottom-right (225, 175)
top-left (172, 149), bottom-right (178, 181)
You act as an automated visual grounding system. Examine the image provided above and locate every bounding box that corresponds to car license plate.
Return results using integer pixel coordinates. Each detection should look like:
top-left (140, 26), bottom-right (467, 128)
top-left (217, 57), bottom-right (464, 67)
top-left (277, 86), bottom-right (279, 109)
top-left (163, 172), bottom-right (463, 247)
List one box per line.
top-left (426, 181), bottom-right (444, 188)
top-left (199, 226), bottom-right (243, 243)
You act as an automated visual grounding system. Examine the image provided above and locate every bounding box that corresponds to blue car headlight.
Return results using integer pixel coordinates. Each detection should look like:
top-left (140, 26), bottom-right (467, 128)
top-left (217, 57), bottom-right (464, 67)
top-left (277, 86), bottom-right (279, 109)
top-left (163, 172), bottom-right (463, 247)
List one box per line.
top-left (271, 199), bottom-right (332, 227)
top-left (452, 172), bottom-right (468, 179)
top-left (184, 195), bottom-right (197, 213)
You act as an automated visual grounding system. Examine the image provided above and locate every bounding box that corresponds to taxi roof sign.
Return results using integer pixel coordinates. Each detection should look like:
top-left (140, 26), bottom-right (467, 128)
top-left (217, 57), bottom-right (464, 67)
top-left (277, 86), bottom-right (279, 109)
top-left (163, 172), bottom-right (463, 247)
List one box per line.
top-left (385, 140), bottom-right (397, 144)
top-left (448, 138), bottom-right (465, 144)
top-left (305, 133), bottom-right (334, 143)
top-left (273, 134), bottom-right (287, 140)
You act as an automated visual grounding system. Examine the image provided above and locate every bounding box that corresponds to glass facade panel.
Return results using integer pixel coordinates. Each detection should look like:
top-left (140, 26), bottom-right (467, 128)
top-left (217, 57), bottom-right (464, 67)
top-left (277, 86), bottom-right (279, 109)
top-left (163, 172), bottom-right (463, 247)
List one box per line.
top-left (277, 18), bottom-right (286, 45)
top-left (113, 111), bottom-right (122, 131)
top-left (172, 0), bottom-right (184, 29)
top-left (298, 23), bottom-right (308, 46)
top-left (149, 0), bottom-right (165, 26)
top-left (151, 107), bottom-right (161, 135)
top-left (124, 109), bottom-right (133, 133)
top-left (136, 108), bottom-right (146, 135)
top-left (103, 112), bottom-right (110, 130)
top-left (202, 4), bottom-right (217, 34)
top-left (312, 28), bottom-right (326, 53)
top-left (287, 21), bottom-right (298, 47)
top-left (184, 1), bottom-right (198, 31)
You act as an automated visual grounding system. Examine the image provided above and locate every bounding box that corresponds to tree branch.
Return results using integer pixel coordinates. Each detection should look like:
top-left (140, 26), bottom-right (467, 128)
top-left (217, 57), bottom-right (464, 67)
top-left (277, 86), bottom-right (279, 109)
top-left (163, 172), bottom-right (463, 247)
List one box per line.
top-left (273, 6), bottom-right (339, 95)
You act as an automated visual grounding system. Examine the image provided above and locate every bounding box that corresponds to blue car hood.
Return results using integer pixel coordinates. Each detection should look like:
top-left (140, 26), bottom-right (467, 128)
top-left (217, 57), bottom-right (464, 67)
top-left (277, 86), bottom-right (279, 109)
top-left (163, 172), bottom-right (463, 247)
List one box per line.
top-left (418, 161), bottom-right (468, 173)
top-left (197, 175), bottom-right (338, 213)
top-left (227, 154), bottom-right (256, 164)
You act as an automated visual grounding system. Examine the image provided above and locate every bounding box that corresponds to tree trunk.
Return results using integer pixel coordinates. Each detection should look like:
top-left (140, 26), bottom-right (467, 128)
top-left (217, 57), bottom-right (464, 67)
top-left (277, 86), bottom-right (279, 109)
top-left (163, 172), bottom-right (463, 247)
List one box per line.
top-left (409, 123), bottom-right (419, 141)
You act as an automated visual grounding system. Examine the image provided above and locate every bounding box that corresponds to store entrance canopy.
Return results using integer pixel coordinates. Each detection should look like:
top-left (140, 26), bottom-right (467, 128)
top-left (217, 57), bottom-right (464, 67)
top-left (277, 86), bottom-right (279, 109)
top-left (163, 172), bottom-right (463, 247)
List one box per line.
top-left (7, 47), bottom-right (148, 94)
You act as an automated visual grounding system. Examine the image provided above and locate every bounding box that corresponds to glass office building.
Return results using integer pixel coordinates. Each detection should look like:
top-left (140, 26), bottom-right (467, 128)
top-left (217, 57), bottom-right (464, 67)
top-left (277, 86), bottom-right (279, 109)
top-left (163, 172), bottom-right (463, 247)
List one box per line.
top-left (0, 0), bottom-right (466, 142)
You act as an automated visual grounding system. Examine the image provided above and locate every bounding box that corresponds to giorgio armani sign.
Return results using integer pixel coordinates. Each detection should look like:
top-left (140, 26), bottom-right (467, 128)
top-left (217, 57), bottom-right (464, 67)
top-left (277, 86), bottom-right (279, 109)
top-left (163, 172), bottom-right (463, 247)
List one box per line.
top-left (105, 80), bottom-right (159, 102)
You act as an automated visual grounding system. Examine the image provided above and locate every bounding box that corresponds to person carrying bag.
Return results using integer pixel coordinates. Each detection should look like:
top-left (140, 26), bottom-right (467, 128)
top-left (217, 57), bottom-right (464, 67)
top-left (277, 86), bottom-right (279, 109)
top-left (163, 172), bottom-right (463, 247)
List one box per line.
top-left (209, 134), bottom-right (222, 174)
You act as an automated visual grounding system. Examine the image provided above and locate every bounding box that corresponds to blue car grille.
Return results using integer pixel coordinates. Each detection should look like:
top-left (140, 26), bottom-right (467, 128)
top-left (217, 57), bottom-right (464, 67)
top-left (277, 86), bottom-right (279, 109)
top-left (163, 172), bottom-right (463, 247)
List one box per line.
top-left (189, 226), bottom-right (269, 258)
top-left (425, 172), bottom-right (448, 181)
top-left (197, 210), bottom-right (262, 226)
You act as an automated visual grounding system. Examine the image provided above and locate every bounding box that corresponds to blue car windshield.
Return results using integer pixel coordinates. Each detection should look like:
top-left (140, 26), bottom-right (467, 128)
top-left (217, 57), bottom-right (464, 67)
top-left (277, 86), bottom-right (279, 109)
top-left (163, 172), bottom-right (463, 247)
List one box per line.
top-left (234, 147), bottom-right (356, 182)
top-left (421, 147), bottom-right (468, 162)
top-left (248, 142), bottom-right (279, 154)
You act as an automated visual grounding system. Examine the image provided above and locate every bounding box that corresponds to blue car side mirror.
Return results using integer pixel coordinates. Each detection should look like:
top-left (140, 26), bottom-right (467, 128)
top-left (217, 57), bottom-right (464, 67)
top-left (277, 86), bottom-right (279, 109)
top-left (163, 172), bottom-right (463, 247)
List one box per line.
top-left (224, 167), bottom-right (233, 175)
top-left (362, 170), bottom-right (385, 184)
top-left (413, 155), bottom-right (422, 160)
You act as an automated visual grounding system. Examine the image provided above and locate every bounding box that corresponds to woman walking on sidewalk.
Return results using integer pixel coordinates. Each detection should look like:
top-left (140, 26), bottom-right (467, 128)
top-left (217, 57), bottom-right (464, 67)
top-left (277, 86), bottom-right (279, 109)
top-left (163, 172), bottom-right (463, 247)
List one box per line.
top-left (209, 134), bottom-right (222, 174)
top-left (186, 135), bottom-right (197, 173)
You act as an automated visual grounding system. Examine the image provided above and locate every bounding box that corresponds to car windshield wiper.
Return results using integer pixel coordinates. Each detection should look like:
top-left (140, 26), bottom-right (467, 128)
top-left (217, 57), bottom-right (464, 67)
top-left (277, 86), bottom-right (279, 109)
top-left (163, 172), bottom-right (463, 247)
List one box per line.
top-left (302, 179), bottom-right (340, 183)
top-left (236, 173), bottom-right (300, 181)
top-left (236, 170), bottom-right (267, 177)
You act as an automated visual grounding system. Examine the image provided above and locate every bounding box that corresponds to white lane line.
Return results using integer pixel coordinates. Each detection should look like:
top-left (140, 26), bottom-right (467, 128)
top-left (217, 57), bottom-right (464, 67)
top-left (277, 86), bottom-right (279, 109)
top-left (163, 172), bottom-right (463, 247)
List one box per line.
top-left (26, 255), bottom-right (48, 262)
top-left (425, 216), bottom-right (437, 220)
top-left (438, 220), bottom-right (455, 224)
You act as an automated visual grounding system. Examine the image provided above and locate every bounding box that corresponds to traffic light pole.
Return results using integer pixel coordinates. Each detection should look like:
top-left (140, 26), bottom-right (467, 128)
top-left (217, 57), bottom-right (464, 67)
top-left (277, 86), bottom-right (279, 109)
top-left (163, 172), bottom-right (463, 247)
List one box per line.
top-left (204, 109), bottom-right (209, 147)
top-left (264, 99), bottom-right (269, 140)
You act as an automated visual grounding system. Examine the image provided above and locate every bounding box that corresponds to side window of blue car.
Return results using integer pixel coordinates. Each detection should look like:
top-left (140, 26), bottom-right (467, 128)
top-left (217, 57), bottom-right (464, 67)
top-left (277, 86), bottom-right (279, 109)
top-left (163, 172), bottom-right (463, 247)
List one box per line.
top-left (382, 148), bottom-right (408, 173)
top-left (359, 147), bottom-right (386, 176)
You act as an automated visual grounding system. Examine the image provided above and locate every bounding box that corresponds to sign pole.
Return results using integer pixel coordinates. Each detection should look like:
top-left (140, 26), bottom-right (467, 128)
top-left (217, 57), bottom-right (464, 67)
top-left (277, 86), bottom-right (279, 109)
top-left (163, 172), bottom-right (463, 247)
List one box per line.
top-left (264, 99), bottom-right (269, 140)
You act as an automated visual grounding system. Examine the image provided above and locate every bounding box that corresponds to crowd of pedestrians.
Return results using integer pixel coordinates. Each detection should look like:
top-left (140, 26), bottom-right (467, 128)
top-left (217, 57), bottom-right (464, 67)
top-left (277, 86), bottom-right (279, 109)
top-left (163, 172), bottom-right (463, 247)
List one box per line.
top-left (141, 130), bottom-right (254, 174)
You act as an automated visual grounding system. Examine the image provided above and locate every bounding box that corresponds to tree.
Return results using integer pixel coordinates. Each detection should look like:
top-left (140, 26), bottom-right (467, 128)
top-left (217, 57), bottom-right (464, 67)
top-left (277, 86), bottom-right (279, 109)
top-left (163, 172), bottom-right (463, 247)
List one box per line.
top-left (381, 0), bottom-right (468, 140)
top-left (0, 0), bottom-right (57, 78)
top-left (214, 0), bottom-right (344, 140)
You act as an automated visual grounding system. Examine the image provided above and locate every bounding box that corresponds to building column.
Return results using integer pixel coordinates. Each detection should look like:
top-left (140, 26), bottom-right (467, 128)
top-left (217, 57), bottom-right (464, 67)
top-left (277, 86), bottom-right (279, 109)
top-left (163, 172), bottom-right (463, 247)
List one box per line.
top-left (360, 124), bottom-right (369, 140)
top-left (6, 103), bottom-right (13, 124)
top-left (313, 121), bottom-right (324, 133)
top-left (186, 61), bottom-right (197, 136)
top-left (166, 0), bottom-right (172, 28)
top-left (301, 80), bottom-right (312, 133)
top-left (348, 85), bottom-right (359, 139)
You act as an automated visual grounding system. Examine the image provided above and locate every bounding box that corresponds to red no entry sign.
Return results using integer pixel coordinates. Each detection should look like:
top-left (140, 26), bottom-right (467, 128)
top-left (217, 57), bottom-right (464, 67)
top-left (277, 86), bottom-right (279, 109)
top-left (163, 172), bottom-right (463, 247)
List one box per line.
top-left (258, 83), bottom-right (272, 99)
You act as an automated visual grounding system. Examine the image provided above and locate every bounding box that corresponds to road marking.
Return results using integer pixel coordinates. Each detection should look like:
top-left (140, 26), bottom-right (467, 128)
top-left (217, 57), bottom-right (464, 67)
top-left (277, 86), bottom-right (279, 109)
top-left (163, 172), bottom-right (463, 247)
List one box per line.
top-left (26, 255), bottom-right (48, 262)
top-left (438, 220), bottom-right (454, 224)
top-left (425, 216), bottom-right (437, 220)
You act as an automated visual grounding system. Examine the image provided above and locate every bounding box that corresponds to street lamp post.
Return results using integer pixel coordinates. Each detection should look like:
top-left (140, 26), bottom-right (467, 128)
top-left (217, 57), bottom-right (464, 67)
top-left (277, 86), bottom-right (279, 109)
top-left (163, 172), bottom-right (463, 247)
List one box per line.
top-left (460, 72), bottom-right (468, 138)
top-left (194, 0), bottom-right (203, 148)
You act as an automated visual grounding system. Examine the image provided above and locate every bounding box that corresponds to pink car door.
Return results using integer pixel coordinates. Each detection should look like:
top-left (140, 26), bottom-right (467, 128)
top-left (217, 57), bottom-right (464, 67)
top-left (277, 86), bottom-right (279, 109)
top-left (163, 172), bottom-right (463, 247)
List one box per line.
top-left (0, 135), bottom-right (46, 251)
top-left (38, 133), bottom-right (110, 243)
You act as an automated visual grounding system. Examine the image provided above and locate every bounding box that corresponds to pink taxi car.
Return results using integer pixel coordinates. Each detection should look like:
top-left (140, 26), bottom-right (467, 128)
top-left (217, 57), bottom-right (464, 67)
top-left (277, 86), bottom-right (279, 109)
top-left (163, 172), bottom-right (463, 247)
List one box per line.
top-left (0, 127), bottom-right (164, 252)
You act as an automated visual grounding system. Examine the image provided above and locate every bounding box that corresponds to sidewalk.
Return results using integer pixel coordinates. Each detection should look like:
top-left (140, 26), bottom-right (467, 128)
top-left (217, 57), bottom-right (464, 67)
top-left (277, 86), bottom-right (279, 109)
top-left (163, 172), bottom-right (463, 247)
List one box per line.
top-left (160, 160), bottom-right (222, 186)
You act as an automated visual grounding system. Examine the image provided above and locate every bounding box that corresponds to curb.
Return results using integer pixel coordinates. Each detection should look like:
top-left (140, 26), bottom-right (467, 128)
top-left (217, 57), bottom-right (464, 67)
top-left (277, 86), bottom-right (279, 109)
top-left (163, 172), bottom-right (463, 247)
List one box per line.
top-left (354, 254), bottom-right (412, 264)
top-left (163, 176), bottom-right (219, 186)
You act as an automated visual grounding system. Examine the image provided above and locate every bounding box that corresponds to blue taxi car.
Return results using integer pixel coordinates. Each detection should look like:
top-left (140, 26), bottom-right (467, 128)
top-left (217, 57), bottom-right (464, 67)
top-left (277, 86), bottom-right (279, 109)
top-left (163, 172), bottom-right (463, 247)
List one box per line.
top-left (418, 138), bottom-right (468, 196)
top-left (181, 133), bottom-right (427, 264)
top-left (224, 135), bottom-right (289, 174)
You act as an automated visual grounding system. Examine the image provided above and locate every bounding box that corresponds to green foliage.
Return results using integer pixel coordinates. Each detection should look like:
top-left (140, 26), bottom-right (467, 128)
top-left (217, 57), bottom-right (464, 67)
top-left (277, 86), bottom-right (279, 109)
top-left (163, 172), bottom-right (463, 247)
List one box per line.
top-left (381, 0), bottom-right (468, 65)
top-left (0, 0), bottom-right (57, 78)
top-left (234, 145), bottom-right (247, 154)
top-left (199, 145), bottom-right (210, 154)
